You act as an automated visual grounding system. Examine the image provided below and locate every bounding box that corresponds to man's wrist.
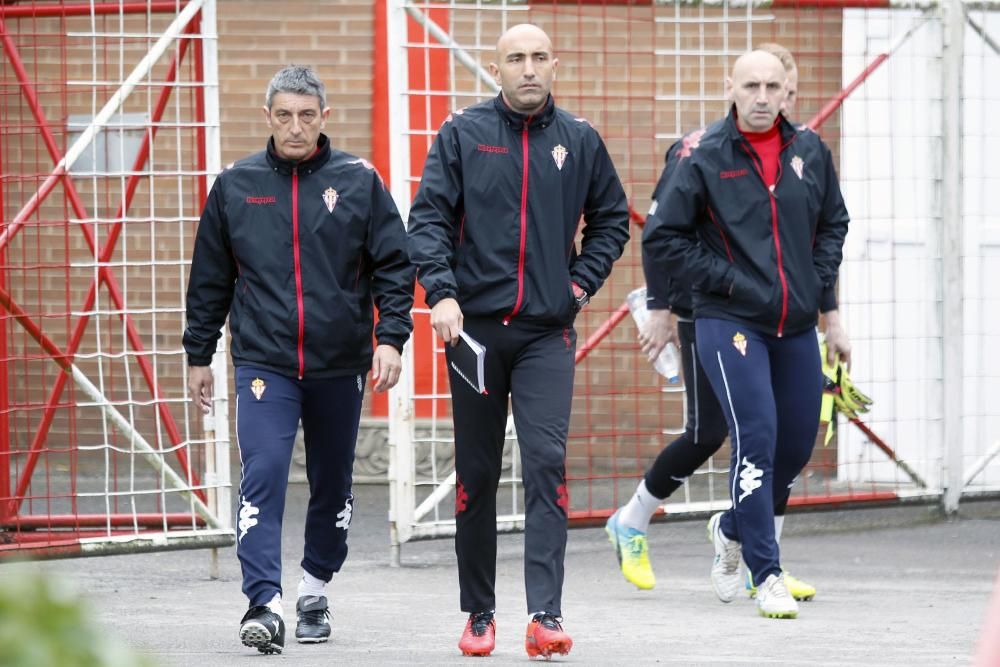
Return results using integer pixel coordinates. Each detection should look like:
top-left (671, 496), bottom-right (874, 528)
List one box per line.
top-left (571, 281), bottom-right (589, 311)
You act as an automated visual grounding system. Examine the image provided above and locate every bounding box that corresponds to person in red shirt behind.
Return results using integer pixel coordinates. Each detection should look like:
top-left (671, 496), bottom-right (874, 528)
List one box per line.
top-left (642, 50), bottom-right (851, 619)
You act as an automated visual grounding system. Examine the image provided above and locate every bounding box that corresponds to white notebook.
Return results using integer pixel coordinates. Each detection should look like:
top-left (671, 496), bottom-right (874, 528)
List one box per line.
top-left (449, 330), bottom-right (487, 395)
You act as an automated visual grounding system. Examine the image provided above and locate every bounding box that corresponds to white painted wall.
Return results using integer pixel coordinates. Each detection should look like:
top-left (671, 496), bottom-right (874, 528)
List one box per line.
top-left (839, 8), bottom-right (1000, 489)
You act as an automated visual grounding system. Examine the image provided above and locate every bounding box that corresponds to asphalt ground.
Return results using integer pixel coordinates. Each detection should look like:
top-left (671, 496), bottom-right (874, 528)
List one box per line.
top-left (4, 483), bottom-right (999, 666)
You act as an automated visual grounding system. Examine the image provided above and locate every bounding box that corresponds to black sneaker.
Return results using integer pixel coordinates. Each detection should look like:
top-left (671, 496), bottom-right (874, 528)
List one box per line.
top-left (295, 595), bottom-right (331, 643)
top-left (239, 605), bottom-right (284, 655)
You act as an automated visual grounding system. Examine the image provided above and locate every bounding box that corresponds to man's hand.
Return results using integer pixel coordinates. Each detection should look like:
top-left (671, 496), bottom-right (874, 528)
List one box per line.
top-left (430, 297), bottom-right (463, 346)
top-left (823, 309), bottom-right (852, 369)
top-left (638, 309), bottom-right (679, 365)
top-left (371, 344), bottom-right (402, 393)
top-left (188, 365), bottom-right (214, 415)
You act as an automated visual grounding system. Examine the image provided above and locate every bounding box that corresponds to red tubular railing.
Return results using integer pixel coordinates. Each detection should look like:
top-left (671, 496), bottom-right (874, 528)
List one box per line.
top-left (1, 8), bottom-right (210, 532)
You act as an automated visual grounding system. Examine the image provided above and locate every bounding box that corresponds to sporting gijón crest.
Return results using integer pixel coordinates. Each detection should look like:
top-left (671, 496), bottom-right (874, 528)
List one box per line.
top-left (551, 144), bottom-right (568, 171)
top-left (322, 187), bottom-right (339, 213)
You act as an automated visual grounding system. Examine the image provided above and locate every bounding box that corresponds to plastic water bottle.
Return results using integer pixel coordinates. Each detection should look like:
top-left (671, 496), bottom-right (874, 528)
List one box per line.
top-left (626, 287), bottom-right (681, 383)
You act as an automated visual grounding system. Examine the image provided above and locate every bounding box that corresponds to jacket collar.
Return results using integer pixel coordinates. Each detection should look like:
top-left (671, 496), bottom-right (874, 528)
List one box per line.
top-left (493, 93), bottom-right (557, 131)
top-left (724, 105), bottom-right (798, 146)
top-left (265, 133), bottom-right (331, 175)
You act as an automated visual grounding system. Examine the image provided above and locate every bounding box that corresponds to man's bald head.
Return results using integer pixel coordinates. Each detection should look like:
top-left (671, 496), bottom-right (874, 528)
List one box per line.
top-left (496, 23), bottom-right (553, 60)
top-left (727, 50), bottom-right (787, 132)
top-left (490, 23), bottom-right (558, 115)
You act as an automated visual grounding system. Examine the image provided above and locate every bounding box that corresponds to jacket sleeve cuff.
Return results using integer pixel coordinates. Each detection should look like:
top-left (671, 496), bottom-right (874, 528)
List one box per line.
top-left (425, 288), bottom-right (457, 309)
top-left (819, 284), bottom-right (838, 313)
top-left (569, 274), bottom-right (592, 297)
top-left (187, 354), bottom-right (213, 367)
top-left (647, 296), bottom-right (671, 310)
top-left (376, 336), bottom-right (406, 354)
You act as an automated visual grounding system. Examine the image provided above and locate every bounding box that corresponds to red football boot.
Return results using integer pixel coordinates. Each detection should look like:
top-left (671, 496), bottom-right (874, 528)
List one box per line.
top-left (458, 611), bottom-right (496, 657)
top-left (525, 613), bottom-right (573, 659)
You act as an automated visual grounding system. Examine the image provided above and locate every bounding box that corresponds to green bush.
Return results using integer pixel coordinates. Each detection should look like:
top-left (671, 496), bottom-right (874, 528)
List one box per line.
top-left (0, 572), bottom-right (154, 667)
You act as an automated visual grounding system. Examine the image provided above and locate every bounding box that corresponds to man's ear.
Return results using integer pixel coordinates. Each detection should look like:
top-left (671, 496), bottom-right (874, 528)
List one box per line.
top-left (261, 105), bottom-right (271, 127)
top-left (488, 62), bottom-right (501, 86)
top-left (724, 76), bottom-right (734, 102)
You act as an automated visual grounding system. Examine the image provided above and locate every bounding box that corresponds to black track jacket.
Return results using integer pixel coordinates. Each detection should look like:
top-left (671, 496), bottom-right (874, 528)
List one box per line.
top-left (408, 95), bottom-right (630, 326)
top-left (183, 134), bottom-right (415, 378)
top-left (642, 138), bottom-right (694, 318)
top-left (642, 109), bottom-right (850, 337)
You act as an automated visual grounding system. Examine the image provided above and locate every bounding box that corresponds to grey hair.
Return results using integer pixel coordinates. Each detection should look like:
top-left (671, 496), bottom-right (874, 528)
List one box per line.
top-left (265, 65), bottom-right (326, 110)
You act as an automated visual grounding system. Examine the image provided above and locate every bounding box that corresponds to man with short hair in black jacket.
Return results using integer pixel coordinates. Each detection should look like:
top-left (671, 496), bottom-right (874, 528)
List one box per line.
top-left (642, 50), bottom-right (851, 620)
top-left (408, 23), bottom-right (629, 659)
top-left (183, 65), bottom-right (414, 655)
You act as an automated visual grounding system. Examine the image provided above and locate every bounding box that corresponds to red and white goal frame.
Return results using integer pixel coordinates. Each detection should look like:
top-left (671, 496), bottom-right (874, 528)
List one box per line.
top-left (379, 0), bottom-right (1000, 561)
top-left (0, 0), bottom-right (233, 559)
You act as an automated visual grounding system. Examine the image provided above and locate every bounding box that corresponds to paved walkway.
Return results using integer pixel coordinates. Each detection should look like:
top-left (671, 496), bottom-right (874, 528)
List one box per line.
top-left (6, 484), bottom-right (999, 665)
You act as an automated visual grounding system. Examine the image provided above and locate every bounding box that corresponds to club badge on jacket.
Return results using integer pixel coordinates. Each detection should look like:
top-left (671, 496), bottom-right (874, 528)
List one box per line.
top-left (322, 187), bottom-right (339, 213)
top-left (552, 144), bottom-right (567, 171)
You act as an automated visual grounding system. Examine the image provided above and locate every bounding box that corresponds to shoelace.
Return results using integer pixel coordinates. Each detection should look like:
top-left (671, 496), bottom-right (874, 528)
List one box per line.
top-left (766, 576), bottom-right (792, 601)
top-left (723, 542), bottom-right (741, 572)
top-left (535, 613), bottom-right (563, 631)
top-left (470, 611), bottom-right (494, 636)
top-left (625, 534), bottom-right (648, 559)
top-left (299, 607), bottom-right (329, 624)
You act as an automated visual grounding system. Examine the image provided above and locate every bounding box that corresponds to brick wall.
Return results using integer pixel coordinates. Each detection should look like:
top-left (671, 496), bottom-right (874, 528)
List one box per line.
top-left (216, 0), bottom-right (376, 165)
top-left (1, 2), bottom-right (843, 483)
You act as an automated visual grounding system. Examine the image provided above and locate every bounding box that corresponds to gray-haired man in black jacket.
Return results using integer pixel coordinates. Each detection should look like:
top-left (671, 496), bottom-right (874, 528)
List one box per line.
top-left (184, 65), bottom-right (414, 655)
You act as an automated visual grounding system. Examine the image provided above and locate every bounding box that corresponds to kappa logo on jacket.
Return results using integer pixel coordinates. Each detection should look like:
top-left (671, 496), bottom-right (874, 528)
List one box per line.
top-left (677, 128), bottom-right (707, 161)
top-left (443, 107), bottom-right (466, 125)
top-left (477, 143), bottom-right (509, 155)
top-left (245, 195), bottom-right (276, 205)
top-left (348, 157), bottom-right (386, 187)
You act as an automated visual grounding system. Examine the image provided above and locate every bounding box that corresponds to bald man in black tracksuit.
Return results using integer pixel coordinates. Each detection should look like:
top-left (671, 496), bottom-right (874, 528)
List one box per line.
top-left (642, 50), bottom-right (850, 619)
top-left (408, 22), bottom-right (629, 661)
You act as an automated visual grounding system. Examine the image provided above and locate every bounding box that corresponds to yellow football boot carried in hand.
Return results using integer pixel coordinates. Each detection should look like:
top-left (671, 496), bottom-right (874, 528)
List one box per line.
top-left (818, 334), bottom-right (874, 444)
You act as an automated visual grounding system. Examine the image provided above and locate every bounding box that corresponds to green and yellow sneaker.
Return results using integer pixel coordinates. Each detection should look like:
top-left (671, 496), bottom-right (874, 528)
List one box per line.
top-left (605, 509), bottom-right (656, 590)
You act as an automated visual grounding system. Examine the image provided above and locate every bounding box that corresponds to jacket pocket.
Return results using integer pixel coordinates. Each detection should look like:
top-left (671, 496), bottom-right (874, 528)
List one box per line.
top-left (730, 267), bottom-right (771, 307)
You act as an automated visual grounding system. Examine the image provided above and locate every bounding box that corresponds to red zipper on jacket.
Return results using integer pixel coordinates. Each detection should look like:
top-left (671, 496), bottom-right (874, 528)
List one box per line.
top-left (741, 141), bottom-right (789, 337)
top-left (292, 167), bottom-right (306, 377)
top-left (503, 119), bottom-right (532, 325)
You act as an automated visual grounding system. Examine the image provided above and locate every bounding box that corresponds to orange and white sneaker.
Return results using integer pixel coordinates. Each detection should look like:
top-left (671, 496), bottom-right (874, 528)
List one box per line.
top-left (525, 613), bottom-right (573, 659)
top-left (458, 611), bottom-right (495, 657)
